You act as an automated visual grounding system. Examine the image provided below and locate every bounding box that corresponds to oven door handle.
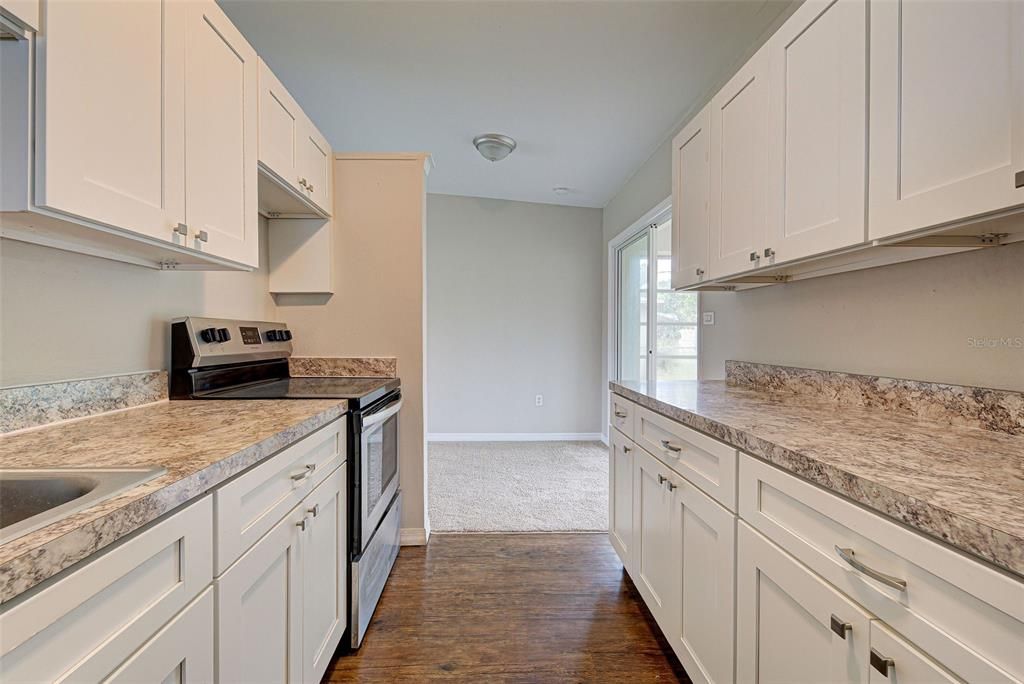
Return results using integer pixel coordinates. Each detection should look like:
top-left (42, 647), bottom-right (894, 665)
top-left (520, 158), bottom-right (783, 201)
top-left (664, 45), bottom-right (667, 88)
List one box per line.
top-left (362, 398), bottom-right (403, 429)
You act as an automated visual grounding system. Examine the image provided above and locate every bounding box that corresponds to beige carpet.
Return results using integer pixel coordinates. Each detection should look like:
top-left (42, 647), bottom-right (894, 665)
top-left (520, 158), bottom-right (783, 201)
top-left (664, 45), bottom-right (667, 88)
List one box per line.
top-left (427, 441), bottom-right (608, 532)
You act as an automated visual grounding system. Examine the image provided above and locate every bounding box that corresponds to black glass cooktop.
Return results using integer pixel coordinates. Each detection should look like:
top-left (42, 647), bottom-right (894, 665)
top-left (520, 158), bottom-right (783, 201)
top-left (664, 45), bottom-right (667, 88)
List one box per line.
top-left (195, 376), bottom-right (398, 407)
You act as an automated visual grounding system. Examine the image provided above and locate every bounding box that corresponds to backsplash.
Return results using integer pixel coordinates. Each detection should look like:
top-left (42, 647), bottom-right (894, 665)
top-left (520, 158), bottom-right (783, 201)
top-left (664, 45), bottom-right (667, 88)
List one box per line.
top-left (726, 361), bottom-right (1024, 436)
top-left (289, 357), bottom-right (397, 378)
top-left (0, 371), bottom-right (168, 434)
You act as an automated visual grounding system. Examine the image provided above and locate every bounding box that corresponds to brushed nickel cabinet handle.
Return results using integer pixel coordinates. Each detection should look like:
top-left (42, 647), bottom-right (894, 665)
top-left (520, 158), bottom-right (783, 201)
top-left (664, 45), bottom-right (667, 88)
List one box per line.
top-left (614, 410), bottom-right (628, 418)
top-left (834, 546), bottom-right (907, 591)
top-left (308, 504), bottom-right (320, 518)
top-left (696, 268), bottom-right (704, 277)
top-left (830, 614), bottom-right (852, 639)
top-left (870, 648), bottom-right (895, 677)
top-left (298, 177), bottom-right (308, 188)
top-left (665, 481), bottom-right (677, 491)
top-left (307, 183), bottom-right (315, 192)
top-left (657, 474), bottom-right (667, 485)
top-left (763, 247), bottom-right (775, 258)
top-left (291, 463), bottom-right (316, 481)
top-left (196, 230), bottom-right (209, 243)
top-left (174, 222), bottom-right (188, 237)
top-left (1016, 170), bottom-right (1024, 188)
top-left (296, 517), bottom-right (309, 532)
top-left (749, 251), bottom-right (759, 262)
top-left (622, 445), bottom-right (632, 453)
top-left (660, 439), bottom-right (682, 453)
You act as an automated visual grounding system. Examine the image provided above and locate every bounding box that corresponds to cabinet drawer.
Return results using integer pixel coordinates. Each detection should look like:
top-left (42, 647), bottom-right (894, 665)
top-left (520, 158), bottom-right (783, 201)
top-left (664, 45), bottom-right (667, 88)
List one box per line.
top-left (740, 454), bottom-right (1024, 682)
top-left (0, 496), bottom-right (213, 683)
top-left (610, 393), bottom-right (635, 439)
top-left (635, 405), bottom-right (737, 511)
top-left (215, 418), bottom-right (344, 575)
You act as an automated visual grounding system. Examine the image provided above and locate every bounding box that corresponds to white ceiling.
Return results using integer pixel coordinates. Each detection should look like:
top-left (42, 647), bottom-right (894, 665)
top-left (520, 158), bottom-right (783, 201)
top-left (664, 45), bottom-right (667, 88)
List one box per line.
top-left (220, 0), bottom-right (793, 208)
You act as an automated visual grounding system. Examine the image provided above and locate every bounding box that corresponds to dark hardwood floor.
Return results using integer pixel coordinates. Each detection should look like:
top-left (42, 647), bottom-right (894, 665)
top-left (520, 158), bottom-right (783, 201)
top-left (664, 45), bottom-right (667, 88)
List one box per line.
top-left (325, 533), bottom-right (690, 682)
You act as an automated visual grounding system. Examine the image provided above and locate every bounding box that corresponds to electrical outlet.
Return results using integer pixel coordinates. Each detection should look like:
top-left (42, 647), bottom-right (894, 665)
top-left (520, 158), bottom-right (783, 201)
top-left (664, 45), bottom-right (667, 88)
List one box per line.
top-left (535, 394), bottom-right (544, 407)
top-left (702, 311), bottom-right (715, 326)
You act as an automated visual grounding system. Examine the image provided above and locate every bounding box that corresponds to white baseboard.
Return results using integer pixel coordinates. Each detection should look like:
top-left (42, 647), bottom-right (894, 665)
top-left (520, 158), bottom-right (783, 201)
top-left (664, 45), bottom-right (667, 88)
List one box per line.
top-left (400, 527), bottom-right (429, 546)
top-left (427, 432), bottom-right (604, 442)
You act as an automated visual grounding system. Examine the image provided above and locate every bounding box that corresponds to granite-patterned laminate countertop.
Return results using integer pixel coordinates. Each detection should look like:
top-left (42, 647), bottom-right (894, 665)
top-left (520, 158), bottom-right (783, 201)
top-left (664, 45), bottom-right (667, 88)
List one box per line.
top-left (0, 399), bottom-right (347, 603)
top-left (611, 380), bottom-right (1024, 579)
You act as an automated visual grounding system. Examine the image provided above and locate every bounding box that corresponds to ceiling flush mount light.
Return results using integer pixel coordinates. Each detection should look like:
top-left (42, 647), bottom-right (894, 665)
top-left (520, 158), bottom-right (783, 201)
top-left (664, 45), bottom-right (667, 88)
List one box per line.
top-left (473, 133), bottom-right (516, 162)
top-left (552, 187), bottom-right (571, 196)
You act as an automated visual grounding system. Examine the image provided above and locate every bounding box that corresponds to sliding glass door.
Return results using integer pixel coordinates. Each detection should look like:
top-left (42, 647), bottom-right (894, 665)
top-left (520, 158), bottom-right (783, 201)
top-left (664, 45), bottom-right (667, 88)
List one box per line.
top-left (616, 214), bottom-right (699, 384)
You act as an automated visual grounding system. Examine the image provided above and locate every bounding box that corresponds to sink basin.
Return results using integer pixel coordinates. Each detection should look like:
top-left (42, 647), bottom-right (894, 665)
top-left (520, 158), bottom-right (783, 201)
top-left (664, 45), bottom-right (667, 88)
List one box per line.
top-left (0, 467), bottom-right (166, 544)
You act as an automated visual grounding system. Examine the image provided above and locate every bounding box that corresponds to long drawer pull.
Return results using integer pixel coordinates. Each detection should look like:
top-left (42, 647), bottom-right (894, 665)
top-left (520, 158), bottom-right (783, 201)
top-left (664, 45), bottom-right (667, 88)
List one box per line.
top-left (835, 546), bottom-right (907, 591)
top-left (614, 410), bottom-right (628, 418)
top-left (290, 463), bottom-right (316, 481)
top-left (660, 440), bottom-right (682, 453)
top-left (829, 614), bottom-right (852, 639)
top-left (870, 648), bottom-right (895, 677)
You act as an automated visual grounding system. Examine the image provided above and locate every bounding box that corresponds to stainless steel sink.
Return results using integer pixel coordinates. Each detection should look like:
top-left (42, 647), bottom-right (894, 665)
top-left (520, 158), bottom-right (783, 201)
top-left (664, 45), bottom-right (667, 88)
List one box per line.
top-left (0, 467), bottom-right (166, 544)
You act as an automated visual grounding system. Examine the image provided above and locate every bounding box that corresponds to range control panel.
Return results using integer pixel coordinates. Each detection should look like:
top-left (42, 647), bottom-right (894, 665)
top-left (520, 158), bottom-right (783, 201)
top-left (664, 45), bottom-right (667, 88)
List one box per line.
top-left (173, 317), bottom-right (293, 368)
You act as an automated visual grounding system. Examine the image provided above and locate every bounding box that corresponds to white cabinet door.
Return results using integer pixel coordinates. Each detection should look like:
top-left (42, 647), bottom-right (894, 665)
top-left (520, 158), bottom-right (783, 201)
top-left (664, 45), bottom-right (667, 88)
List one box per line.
top-left (184, 0), bottom-right (259, 267)
top-left (258, 58), bottom-right (301, 191)
top-left (217, 504), bottom-right (304, 684)
top-left (709, 45), bottom-right (771, 278)
top-left (632, 448), bottom-right (676, 632)
top-left (302, 467), bottom-right (347, 684)
top-left (608, 428), bottom-right (636, 573)
top-left (0, 0), bottom-right (38, 33)
top-left (106, 588), bottom-right (215, 684)
top-left (867, 621), bottom-right (961, 684)
top-left (669, 480), bottom-right (736, 684)
top-left (869, 0), bottom-right (1024, 239)
top-left (297, 118), bottom-right (332, 214)
top-left (766, 0), bottom-right (867, 263)
top-left (34, 0), bottom-right (185, 245)
top-left (671, 105), bottom-right (711, 290)
top-left (737, 522), bottom-right (871, 684)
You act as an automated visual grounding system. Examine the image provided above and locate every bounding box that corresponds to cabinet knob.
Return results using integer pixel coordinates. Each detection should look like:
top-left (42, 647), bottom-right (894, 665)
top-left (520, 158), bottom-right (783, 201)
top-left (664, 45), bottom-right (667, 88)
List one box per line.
top-left (749, 251), bottom-right (759, 262)
top-left (174, 222), bottom-right (188, 237)
top-left (695, 268), bottom-right (704, 277)
top-left (665, 481), bottom-right (677, 491)
top-left (763, 247), bottom-right (775, 258)
top-left (296, 518), bottom-right (308, 532)
top-left (1015, 170), bottom-right (1024, 188)
top-left (657, 474), bottom-right (667, 485)
top-left (622, 445), bottom-right (632, 453)
top-left (299, 177), bottom-right (308, 188)
top-left (307, 184), bottom-right (315, 192)
top-left (196, 230), bottom-right (209, 243)
top-left (308, 504), bottom-right (320, 518)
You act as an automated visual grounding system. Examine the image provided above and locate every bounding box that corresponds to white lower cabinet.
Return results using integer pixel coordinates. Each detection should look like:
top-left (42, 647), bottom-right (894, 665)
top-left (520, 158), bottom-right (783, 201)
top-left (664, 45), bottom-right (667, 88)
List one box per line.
top-left (737, 521), bottom-right (872, 684)
top-left (669, 478), bottom-right (735, 684)
top-left (633, 448), bottom-right (677, 629)
top-left (105, 587), bottom-right (215, 684)
top-left (216, 464), bottom-right (347, 684)
top-left (609, 394), bottom-right (1021, 684)
top-left (608, 427), bottom-right (635, 571)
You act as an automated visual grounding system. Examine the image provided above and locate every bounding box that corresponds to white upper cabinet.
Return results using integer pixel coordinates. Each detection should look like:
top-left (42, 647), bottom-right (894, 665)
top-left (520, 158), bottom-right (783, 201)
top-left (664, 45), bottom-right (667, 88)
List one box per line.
top-left (184, 0), bottom-right (259, 268)
top-left (708, 45), bottom-right (770, 279)
top-left (766, 0), bottom-right (867, 263)
top-left (33, 0), bottom-right (185, 247)
top-left (0, 0), bottom-right (38, 36)
top-left (869, 0), bottom-right (1024, 240)
top-left (257, 59), bottom-right (332, 217)
top-left (671, 105), bottom-right (711, 290)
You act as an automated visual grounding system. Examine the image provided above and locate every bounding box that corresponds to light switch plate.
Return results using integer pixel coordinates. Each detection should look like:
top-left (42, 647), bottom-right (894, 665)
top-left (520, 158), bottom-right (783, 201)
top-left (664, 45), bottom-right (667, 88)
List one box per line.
top-left (702, 312), bottom-right (715, 325)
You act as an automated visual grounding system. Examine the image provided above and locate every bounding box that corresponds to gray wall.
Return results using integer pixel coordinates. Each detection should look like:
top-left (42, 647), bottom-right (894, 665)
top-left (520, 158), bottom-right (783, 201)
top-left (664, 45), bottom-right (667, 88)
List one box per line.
top-left (601, 141), bottom-right (1024, 394)
top-left (0, 220), bottom-right (276, 387)
top-left (427, 194), bottom-right (604, 436)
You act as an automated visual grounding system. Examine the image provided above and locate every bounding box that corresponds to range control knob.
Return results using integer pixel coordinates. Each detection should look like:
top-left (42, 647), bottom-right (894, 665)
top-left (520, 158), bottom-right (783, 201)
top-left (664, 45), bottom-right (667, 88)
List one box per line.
top-left (199, 327), bottom-right (217, 343)
top-left (266, 329), bottom-right (279, 342)
top-left (282, 330), bottom-right (293, 341)
top-left (216, 328), bottom-right (231, 343)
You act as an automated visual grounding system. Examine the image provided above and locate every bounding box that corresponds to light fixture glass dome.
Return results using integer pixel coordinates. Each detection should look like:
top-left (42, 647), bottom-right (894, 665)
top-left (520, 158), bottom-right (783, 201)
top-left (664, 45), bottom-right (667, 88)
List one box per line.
top-left (473, 133), bottom-right (516, 162)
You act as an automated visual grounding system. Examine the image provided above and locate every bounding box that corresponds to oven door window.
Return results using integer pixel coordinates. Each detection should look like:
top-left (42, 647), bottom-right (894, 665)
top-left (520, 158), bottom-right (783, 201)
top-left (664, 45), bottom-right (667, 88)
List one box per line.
top-left (363, 410), bottom-right (399, 533)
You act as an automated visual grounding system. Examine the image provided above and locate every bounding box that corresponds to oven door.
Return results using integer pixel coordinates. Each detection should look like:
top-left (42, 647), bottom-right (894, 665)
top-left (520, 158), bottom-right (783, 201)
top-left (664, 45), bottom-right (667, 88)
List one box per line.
top-left (360, 394), bottom-right (401, 551)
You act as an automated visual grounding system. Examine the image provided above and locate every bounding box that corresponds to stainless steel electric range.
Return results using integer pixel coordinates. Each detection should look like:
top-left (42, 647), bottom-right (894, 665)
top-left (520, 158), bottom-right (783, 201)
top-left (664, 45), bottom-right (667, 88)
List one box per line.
top-left (169, 316), bottom-right (401, 649)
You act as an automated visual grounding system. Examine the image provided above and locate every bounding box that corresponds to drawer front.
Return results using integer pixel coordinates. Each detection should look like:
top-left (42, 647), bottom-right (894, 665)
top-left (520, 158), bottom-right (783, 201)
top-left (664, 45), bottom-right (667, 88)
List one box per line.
top-left (635, 405), bottom-right (738, 512)
top-left (610, 393), bottom-right (635, 439)
top-left (739, 454), bottom-right (1024, 683)
top-left (215, 418), bottom-right (344, 575)
top-left (0, 496), bottom-right (213, 683)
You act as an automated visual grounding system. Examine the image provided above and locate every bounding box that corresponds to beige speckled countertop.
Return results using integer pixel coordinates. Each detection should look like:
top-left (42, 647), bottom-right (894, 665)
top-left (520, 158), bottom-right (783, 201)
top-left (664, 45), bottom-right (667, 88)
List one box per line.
top-left (0, 399), bottom-right (347, 603)
top-left (612, 380), bottom-right (1024, 578)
